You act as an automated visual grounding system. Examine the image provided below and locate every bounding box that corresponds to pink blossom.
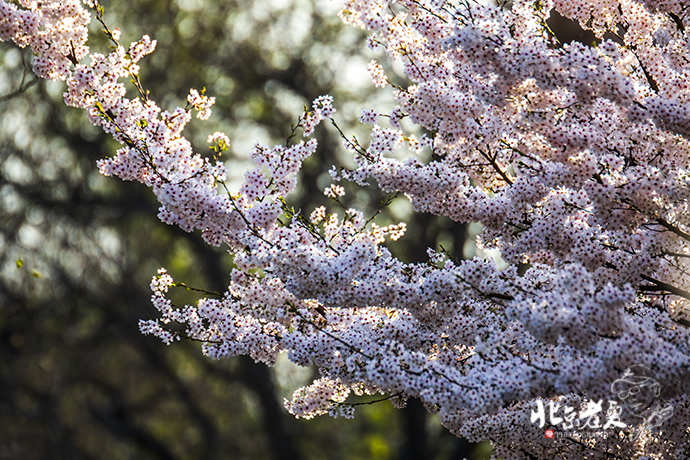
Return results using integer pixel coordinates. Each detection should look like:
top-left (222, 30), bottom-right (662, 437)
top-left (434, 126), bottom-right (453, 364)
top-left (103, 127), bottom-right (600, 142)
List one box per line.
top-left (2, 1), bottom-right (689, 457)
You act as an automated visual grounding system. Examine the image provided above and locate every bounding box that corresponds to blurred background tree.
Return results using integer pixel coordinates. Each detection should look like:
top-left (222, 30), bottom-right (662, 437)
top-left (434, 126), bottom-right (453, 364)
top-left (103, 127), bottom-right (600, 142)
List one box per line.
top-left (0, 0), bottom-right (487, 458)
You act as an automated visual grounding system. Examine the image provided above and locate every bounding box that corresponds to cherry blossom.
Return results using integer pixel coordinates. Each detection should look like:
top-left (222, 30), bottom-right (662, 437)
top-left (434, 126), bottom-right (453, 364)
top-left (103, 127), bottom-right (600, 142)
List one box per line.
top-left (2, 1), bottom-right (689, 458)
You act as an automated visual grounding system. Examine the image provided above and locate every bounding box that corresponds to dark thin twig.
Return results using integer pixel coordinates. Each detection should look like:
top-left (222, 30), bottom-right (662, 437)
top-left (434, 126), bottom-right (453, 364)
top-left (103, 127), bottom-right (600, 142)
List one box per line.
top-left (336, 392), bottom-right (404, 408)
top-left (0, 78), bottom-right (39, 103)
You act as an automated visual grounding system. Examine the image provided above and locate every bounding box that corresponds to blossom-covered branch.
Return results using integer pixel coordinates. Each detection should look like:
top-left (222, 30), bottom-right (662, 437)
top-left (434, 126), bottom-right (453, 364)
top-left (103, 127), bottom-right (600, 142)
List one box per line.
top-left (2, 0), bottom-right (689, 458)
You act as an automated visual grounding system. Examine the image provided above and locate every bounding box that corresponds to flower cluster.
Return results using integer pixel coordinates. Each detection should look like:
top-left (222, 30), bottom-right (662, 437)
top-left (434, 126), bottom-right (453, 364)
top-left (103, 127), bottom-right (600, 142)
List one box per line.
top-left (3, 1), bottom-right (690, 458)
top-left (187, 88), bottom-right (215, 120)
top-left (301, 94), bottom-right (336, 136)
top-left (0, 0), bottom-right (91, 79)
top-left (359, 108), bottom-right (378, 124)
